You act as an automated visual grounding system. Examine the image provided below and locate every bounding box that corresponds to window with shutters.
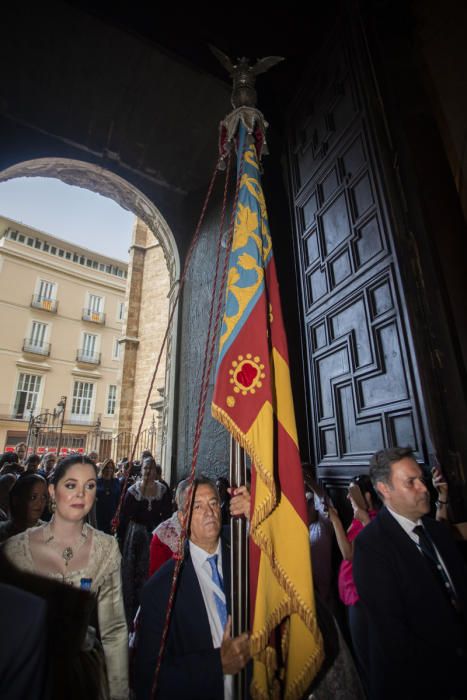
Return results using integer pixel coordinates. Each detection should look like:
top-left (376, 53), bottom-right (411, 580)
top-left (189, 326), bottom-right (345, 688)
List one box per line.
top-left (71, 381), bottom-right (94, 418)
top-left (29, 321), bottom-right (47, 349)
top-left (83, 294), bottom-right (105, 323)
top-left (112, 338), bottom-right (121, 360)
top-left (37, 280), bottom-right (55, 301)
top-left (88, 294), bottom-right (103, 313)
top-left (14, 373), bottom-right (42, 418)
top-left (107, 385), bottom-right (117, 415)
top-left (32, 279), bottom-right (58, 312)
top-left (77, 333), bottom-right (100, 364)
top-left (83, 333), bottom-right (97, 358)
top-left (23, 321), bottom-right (50, 355)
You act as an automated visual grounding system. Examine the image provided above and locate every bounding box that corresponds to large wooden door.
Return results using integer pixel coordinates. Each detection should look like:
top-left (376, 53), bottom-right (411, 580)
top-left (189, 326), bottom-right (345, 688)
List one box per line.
top-left (287, 27), bottom-right (430, 485)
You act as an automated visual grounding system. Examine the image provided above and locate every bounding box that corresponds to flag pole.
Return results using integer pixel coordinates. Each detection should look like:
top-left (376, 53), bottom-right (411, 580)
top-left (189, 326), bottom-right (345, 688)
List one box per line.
top-left (230, 435), bottom-right (248, 700)
top-left (214, 99), bottom-right (326, 688)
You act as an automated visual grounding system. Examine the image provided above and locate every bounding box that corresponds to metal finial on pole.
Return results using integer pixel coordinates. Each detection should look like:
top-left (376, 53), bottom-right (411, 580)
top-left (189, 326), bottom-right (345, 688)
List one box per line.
top-left (212, 48), bottom-right (284, 167)
top-left (210, 46), bottom-right (284, 109)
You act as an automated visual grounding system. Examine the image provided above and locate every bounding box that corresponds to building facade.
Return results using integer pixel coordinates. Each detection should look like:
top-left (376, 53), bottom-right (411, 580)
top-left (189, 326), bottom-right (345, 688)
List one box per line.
top-left (0, 215), bottom-right (128, 456)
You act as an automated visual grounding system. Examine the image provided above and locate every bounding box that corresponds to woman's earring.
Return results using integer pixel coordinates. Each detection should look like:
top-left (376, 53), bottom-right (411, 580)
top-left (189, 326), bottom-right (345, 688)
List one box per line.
top-left (50, 498), bottom-right (56, 513)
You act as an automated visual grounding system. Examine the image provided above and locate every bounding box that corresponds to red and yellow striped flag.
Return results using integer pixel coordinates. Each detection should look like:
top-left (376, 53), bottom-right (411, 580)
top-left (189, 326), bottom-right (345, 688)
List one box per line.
top-left (212, 124), bottom-right (324, 699)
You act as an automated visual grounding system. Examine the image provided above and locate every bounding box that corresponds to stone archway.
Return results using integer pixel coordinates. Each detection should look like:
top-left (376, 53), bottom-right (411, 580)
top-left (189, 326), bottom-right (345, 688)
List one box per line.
top-left (0, 157), bottom-right (180, 480)
top-left (0, 158), bottom-right (180, 282)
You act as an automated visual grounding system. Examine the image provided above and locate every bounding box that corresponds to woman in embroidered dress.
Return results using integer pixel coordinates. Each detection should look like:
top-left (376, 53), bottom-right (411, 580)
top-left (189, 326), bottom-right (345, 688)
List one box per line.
top-left (3, 454), bottom-right (128, 700)
top-left (118, 456), bottom-right (171, 623)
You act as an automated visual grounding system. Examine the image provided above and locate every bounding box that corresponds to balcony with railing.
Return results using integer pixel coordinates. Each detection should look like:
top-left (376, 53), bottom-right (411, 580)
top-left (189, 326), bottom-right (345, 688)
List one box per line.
top-left (76, 349), bottom-right (101, 365)
top-left (31, 295), bottom-right (58, 313)
top-left (22, 339), bottom-right (51, 357)
top-left (0, 403), bottom-right (35, 421)
top-left (66, 412), bottom-right (98, 426)
top-left (82, 308), bottom-right (106, 324)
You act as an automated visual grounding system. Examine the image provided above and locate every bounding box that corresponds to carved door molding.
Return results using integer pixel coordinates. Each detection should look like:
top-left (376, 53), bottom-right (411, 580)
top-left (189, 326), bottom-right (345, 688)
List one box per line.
top-left (287, 27), bottom-right (429, 482)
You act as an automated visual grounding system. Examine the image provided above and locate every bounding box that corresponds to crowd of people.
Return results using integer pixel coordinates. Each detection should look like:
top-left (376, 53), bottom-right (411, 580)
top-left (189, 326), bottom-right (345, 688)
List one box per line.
top-left (0, 444), bottom-right (466, 699)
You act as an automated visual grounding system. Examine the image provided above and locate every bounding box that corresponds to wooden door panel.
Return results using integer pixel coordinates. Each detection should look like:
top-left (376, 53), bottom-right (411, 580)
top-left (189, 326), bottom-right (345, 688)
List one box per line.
top-left (309, 270), bottom-right (419, 469)
top-left (288, 34), bottom-right (428, 479)
top-left (300, 127), bottom-right (389, 308)
top-left (294, 46), bottom-right (359, 193)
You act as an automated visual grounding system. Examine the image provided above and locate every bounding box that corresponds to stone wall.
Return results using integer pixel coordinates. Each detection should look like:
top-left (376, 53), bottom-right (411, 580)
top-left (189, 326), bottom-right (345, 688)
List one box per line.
top-left (175, 195), bottom-right (230, 481)
top-left (118, 219), bottom-right (171, 463)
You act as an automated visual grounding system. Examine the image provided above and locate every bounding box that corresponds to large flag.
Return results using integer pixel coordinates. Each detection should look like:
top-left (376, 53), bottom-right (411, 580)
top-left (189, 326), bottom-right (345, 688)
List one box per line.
top-left (212, 122), bottom-right (324, 699)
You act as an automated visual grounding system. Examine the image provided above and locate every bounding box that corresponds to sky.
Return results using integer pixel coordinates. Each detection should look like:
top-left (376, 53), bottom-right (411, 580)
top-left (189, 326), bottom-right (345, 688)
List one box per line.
top-left (0, 177), bottom-right (135, 261)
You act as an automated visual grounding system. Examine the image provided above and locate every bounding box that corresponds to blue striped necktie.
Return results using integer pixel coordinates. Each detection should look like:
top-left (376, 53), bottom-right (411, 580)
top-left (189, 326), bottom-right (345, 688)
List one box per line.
top-left (207, 553), bottom-right (228, 630)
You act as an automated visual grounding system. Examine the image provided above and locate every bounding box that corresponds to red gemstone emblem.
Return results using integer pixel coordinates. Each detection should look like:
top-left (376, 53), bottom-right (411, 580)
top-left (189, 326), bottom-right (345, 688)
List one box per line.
top-left (237, 362), bottom-right (258, 387)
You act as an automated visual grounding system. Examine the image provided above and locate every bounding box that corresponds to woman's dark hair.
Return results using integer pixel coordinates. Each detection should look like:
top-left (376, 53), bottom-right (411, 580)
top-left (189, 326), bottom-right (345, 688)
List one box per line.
top-left (350, 473), bottom-right (381, 509)
top-left (25, 454), bottom-right (41, 469)
top-left (99, 458), bottom-right (116, 476)
top-left (9, 474), bottom-right (47, 521)
top-left (0, 463), bottom-right (19, 476)
top-left (0, 452), bottom-right (19, 467)
top-left (141, 456), bottom-right (157, 470)
top-left (50, 454), bottom-right (98, 485)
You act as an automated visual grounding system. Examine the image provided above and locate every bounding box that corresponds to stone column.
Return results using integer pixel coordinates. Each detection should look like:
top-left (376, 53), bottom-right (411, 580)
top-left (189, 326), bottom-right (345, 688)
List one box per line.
top-left (116, 219), bottom-right (146, 435)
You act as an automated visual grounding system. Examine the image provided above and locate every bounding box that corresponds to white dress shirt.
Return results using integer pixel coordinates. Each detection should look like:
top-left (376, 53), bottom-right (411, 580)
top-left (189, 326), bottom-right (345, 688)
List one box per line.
top-left (386, 506), bottom-right (456, 595)
top-left (386, 506), bottom-right (422, 545)
top-left (189, 540), bottom-right (233, 700)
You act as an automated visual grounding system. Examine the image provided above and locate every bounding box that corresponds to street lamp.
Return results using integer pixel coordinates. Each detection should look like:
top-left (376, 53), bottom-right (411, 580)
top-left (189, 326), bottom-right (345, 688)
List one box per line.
top-left (56, 396), bottom-right (67, 456)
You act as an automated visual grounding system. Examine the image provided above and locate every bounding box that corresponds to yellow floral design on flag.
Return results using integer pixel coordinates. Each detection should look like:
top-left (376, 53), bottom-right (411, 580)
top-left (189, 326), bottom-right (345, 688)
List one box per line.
top-left (233, 203), bottom-right (261, 251)
top-left (217, 144), bottom-right (274, 363)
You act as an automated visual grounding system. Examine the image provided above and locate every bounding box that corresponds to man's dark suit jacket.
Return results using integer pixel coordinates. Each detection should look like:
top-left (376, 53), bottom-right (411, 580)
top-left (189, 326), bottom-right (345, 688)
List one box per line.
top-left (0, 549), bottom-right (96, 700)
top-left (0, 582), bottom-right (48, 700)
top-left (353, 507), bottom-right (467, 700)
top-left (134, 538), bottom-right (231, 700)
